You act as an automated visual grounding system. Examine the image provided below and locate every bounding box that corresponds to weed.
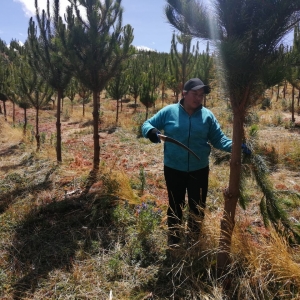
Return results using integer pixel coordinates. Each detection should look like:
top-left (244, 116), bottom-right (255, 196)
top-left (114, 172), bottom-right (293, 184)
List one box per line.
top-left (40, 132), bottom-right (46, 144)
top-left (50, 133), bottom-right (56, 145)
top-left (261, 97), bottom-right (272, 110)
top-left (226, 110), bottom-right (233, 123)
top-left (282, 145), bottom-right (300, 171)
top-left (63, 109), bottom-right (70, 121)
top-left (29, 130), bottom-right (35, 143)
top-left (258, 144), bottom-right (279, 169)
top-left (138, 166), bottom-right (146, 196)
top-left (107, 251), bottom-right (124, 280)
top-left (129, 166), bottom-right (147, 196)
top-left (281, 98), bottom-right (289, 111)
top-left (283, 119), bottom-right (295, 129)
top-left (101, 172), bottom-right (120, 195)
top-left (270, 111), bottom-right (283, 126)
top-left (132, 112), bottom-right (145, 137)
top-left (135, 201), bottom-right (162, 237)
top-left (5, 172), bottom-right (24, 184)
top-left (112, 201), bottom-right (134, 226)
top-left (249, 124), bottom-right (259, 135)
top-left (245, 111), bottom-right (260, 125)
top-left (99, 110), bottom-right (104, 124)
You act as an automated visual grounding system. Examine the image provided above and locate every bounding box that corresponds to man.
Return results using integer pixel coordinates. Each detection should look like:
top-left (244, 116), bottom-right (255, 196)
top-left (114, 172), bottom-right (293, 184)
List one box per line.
top-left (142, 78), bottom-right (232, 247)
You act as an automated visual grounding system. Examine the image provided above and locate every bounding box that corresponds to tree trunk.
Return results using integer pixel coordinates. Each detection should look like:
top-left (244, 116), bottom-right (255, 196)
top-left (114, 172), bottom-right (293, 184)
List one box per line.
top-left (292, 85), bottom-right (295, 123)
top-left (116, 99), bottom-right (119, 124)
top-left (217, 99), bottom-right (245, 278)
top-left (56, 89), bottom-right (63, 162)
top-left (162, 83), bottom-right (165, 107)
top-left (283, 80), bottom-right (287, 98)
top-left (36, 107), bottom-right (40, 151)
top-left (134, 96), bottom-right (137, 112)
top-left (97, 92), bottom-right (100, 122)
top-left (92, 90), bottom-right (100, 170)
top-left (152, 91), bottom-right (155, 109)
top-left (3, 100), bottom-right (7, 121)
top-left (23, 108), bottom-right (27, 135)
top-left (13, 101), bottom-right (15, 124)
top-left (271, 86), bottom-right (273, 97)
top-left (145, 105), bottom-right (149, 120)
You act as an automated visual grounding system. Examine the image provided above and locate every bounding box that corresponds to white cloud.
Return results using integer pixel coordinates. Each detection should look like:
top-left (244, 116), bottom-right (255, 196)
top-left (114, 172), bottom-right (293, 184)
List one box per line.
top-left (13, 0), bottom-right (71, 18)
top-left (135, 46), bottom-right (156, 52)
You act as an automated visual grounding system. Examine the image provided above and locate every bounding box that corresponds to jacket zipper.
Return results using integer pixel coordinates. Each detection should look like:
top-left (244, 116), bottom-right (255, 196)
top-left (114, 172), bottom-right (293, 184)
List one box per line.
top-left (179, 100), bottom-right (199, 172)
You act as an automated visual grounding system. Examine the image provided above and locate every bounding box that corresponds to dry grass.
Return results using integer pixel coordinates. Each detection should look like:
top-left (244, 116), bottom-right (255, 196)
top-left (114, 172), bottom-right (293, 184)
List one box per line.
top-left (230, 225), bottom-right (300, 299)
top-left (0, 117), bottom-right (23, 145)
top-left (0, 87), bottom-right (300, 299)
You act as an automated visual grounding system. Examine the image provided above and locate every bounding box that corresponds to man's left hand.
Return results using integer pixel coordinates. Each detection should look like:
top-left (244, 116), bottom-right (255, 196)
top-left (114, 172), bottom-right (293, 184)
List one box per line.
top-left (242, 143), bottom-right (251, 155)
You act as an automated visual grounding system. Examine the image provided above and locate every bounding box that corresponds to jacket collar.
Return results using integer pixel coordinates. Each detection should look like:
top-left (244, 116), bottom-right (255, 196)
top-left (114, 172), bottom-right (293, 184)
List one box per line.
top-left (179, 98), bottom-right (203, 113)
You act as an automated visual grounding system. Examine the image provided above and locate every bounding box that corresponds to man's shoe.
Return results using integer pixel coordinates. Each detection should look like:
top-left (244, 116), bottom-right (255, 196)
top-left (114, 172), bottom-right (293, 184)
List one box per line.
top-left (186, 231), bottom-right (200, 249)
top-left (168, 235), bottom-right (180, 249)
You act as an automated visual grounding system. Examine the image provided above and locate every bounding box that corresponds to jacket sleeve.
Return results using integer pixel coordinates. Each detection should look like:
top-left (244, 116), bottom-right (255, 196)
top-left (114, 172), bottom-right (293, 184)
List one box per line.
top-left (208, 114), bottom-right (232, 152)
top-left (141, 109), bottom-right (165, 138)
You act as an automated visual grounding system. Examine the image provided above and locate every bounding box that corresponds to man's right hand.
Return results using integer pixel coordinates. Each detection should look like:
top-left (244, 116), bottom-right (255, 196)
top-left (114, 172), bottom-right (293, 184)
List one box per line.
top-left (147, 128), bottom-right (161, 143)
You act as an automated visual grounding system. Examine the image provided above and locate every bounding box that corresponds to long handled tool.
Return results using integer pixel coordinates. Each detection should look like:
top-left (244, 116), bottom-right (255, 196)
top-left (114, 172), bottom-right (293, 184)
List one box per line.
top-left (157, 134), bottom-right (201, 161)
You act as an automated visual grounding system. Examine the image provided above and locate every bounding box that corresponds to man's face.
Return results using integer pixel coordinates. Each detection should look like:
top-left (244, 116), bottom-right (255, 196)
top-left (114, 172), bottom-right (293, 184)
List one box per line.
top-left (184, 88), bottom-right (205, 110)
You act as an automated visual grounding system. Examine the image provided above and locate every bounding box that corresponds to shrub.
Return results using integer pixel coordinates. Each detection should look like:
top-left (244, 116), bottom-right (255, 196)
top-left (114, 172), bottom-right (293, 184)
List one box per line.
top-left (132, 112), bottom-right (145, 138)
top-left (282, 146), bottom-right (300, 171)
top-left (135, 201), bottom-right (162, 237)
top-left (261, 97), bottom-right (271, 110)
top-left (245, 111), bottom-right (260, 125)
top-left (270, 111), bottom-right (283, 126)
top-left (101, 172), bottom-right (120, 195)
top-left (281, 98), bottom-right (289, 111)
top-left (111, 201), bottom-right (134, 226)
top-left (40, 132), bottom-right (46, 144)
top-left (258, 144), bottom-right (279, 169)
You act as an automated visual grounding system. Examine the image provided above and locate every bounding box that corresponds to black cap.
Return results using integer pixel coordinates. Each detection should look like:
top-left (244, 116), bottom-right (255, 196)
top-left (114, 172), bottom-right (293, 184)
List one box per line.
top-left (184, 78), bottom-right (207, 92)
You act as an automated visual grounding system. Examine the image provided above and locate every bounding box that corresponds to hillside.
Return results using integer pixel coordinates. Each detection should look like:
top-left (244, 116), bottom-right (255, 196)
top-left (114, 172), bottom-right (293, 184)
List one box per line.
top-left (1, 90), bottom-right (300, 299)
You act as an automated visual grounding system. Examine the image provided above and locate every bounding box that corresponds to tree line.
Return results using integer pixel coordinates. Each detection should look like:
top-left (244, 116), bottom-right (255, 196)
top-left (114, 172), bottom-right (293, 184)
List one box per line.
top-left (0, 0), bottom-right (214, 168)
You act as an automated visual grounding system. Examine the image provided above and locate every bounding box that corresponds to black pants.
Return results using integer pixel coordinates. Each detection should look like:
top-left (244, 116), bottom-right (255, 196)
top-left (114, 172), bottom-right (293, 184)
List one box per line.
top-left (164, 165), bottom-right (209, 239)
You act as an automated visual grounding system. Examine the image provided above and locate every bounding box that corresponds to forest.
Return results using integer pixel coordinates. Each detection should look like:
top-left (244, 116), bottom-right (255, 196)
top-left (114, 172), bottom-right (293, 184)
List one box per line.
top-left (1, 0), bottom-right (300, 299)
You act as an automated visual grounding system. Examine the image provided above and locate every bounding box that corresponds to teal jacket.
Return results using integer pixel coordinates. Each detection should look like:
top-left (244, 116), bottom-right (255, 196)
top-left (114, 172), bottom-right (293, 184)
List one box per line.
top-left (142, 100), bottom-right (232, 172)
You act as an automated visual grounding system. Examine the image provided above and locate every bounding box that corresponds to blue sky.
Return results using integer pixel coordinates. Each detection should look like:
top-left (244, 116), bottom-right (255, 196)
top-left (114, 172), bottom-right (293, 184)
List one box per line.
top-left (0, 0), bottom-right (201, 53)
top-left (0, 0), bottom-right (294, 53)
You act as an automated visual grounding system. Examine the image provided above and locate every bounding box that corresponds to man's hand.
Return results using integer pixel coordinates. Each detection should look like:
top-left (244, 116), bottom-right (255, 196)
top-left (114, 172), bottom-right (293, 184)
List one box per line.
top-left (147, 128), bottom-right (161, 143)
top-left (242, 143), bottom-right (251, 155)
